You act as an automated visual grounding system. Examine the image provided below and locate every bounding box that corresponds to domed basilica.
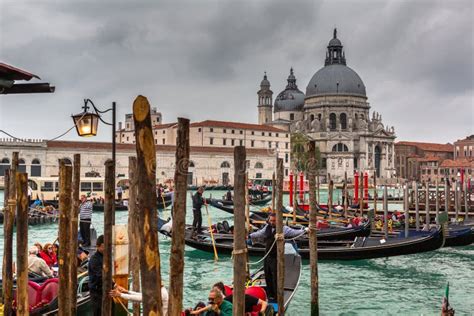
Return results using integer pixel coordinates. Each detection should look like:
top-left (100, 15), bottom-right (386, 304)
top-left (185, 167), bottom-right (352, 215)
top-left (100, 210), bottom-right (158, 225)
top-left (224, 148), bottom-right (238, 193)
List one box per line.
top-left (257, 29), bottom-right (397, 181)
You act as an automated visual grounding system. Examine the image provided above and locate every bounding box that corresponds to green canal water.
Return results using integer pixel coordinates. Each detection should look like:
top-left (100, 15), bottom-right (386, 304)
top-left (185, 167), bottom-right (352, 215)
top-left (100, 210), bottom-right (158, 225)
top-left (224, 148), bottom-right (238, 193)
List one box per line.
top-left (1, 189), bottom-right (473, 315)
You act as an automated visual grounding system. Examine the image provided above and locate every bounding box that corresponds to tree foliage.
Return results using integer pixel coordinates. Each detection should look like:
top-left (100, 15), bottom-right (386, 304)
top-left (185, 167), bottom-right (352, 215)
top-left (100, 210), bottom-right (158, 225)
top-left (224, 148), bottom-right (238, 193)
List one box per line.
top-left (290, 132), bottom-right (321, 172)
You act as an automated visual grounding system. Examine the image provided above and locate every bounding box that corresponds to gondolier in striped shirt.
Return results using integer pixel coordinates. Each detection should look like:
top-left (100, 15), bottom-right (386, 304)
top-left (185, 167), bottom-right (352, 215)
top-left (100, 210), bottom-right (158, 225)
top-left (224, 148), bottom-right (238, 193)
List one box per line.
top-left (79, 194), bottom-right (93, 247)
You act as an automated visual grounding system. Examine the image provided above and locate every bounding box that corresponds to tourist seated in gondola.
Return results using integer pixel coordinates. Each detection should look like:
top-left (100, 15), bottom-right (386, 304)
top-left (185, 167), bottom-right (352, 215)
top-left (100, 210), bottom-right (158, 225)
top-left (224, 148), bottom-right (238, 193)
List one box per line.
top-left (39, 243), bottom-right (58, 268)
top-left (212, 282), bottom-right (268, 315)
top-left (109, 283), bottom-right (169, 315)
top-left (248, 213), bottom-right (307, 300)
top-left (188, 288), bottom-right (232, 316)
top-left (28, 246), bottom-right (53, 278)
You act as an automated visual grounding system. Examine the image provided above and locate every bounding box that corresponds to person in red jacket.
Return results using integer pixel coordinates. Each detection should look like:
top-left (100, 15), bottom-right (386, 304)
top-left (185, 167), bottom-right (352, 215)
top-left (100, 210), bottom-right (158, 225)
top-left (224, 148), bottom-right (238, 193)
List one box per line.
top-left (39, 243), bottom-right (57, 268)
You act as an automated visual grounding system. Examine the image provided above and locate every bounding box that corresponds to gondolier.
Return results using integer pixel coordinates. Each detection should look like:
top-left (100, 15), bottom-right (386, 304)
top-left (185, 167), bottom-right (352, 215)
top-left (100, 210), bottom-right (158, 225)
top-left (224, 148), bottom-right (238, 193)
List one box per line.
top-left (79, 194), bottom-right (93, 246)
top-left (192, 186), bottom-right (206, 235)
top-left (248, 213), bottom-right (307, 300)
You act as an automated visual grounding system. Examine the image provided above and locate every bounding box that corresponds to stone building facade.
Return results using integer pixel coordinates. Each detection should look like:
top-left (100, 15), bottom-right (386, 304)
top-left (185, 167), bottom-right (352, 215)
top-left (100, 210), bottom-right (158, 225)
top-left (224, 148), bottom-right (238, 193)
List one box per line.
top-left (258, 29), bottom-right (397, 181)
top-left (0, 138), bottom-right (277, 186)
top-left (394, 141), bottom-right (454, 181)
top-left (454, 135), bottom-right (474, 159)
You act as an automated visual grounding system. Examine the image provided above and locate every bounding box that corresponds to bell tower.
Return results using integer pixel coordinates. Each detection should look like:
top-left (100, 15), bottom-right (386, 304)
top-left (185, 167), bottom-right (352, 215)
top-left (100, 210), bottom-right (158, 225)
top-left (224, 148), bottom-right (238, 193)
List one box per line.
top-left (257, 72), bottom-right (273, 124)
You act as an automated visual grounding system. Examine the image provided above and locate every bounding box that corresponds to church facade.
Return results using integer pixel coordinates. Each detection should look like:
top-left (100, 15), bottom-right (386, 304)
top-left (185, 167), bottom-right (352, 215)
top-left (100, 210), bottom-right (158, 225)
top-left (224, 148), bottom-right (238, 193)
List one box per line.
top-left (258, 29), bottom-right (397, 182)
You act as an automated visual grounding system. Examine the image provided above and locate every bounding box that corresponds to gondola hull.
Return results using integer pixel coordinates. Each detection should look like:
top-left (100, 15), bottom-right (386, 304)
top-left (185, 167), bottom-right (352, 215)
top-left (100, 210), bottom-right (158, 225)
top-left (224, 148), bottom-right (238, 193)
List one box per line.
top-left (184, 226), bottom-right (444, 261)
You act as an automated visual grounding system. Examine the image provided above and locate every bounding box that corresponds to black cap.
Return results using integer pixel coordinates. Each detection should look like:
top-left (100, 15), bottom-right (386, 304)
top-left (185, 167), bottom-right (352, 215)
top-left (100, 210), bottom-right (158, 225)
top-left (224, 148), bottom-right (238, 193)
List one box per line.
top-left (96, 235), bottom-right (104, 246)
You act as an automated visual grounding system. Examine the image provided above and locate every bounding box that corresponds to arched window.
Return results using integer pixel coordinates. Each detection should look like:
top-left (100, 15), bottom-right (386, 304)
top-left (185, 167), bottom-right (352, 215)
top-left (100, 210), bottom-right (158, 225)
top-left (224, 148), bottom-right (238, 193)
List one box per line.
top-left (310, 114), bottom-right (315, 121)
top-left (0, 158), bottom-right (10, 176)
top-left (332, 143), bottom-right (349, 152)
top-left (221, 161), bottom-right (230, 168)
top-left (318, 113), bottom-right (322, 121)
top-left (329, 113), bottom-right (337, 130)
top-left (340, 113), bottom-right (347, 130)
top-left (62, 158), bottom-right (72, 166)
top-left (18, 158), bottom-right (27, 173)
top-left (255, 162), bottom-right (263, 169)
top-left (31, 159), bottom-right (41, 177)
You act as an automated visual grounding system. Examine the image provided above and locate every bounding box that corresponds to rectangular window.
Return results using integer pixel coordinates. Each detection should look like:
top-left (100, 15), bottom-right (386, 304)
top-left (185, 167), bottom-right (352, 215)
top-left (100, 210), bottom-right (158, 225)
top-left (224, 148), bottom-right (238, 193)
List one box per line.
top-left (231, 130), bottom-right (235, 134)
top-left (81, 182), bottom-right (92, 192)
top-left (162, 139), bottom-right (165, 144)
top-left (256, 173), bottom-right (262, 179)
top-left (210, 138), bottom-right (214, 145)
top-left (251, 140), bottom-right (255, 147)
top-left (155, 139), bottom-right (158, 144)
top-left (269, 132), bottom-right (272, 136)
top-left (162, 130), bottom-right (165, 134)
top-left (285, 142), bottom-right (289, 149)
top-left (262, 132), bottom-right (265, 136)
top-left (93, 182), bottom-right (104, 192)
top-left (286, 134), bottom-right (289, 138)
top-left (240, 130), bottom-right (243, 135)
top-left (285, 153), bottom-right (289, 163)
top-left (251, 131), bottom-right (255, 135)
top-left (240, 139), bottom-right (243, 146)
top-left (290, 113), bottom-right (295, 120)
top-left (276, 133), bottom-right (279, 137)
top-left (223, 129), bottom-right (227, 133)
top-left (223, 139), bottom-right (227, 145)
top-left (198, 128), bottom-right (202, 132)
top-left (210, 128), bottom-right (214, 132)
top-left (269, 141), bottom-right (272, 148)
top-left (231, 139), bottom-right (235, 146)
top-left (276, 142), bottom-right (279, 148)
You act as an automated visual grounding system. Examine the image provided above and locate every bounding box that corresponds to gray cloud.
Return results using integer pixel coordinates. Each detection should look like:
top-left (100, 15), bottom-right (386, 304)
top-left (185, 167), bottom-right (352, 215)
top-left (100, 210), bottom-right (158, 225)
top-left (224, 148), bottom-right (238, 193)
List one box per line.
top-left (0, 0), bottom-right (472, 144)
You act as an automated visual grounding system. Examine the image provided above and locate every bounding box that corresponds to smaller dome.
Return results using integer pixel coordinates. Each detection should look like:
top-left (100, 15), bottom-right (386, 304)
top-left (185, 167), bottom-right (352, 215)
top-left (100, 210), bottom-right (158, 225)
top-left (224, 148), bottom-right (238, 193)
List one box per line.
top-left (260, 72), bottom-right (270, 88)
top-left (328, 37), bottom-right (342, 47)
top-left (274, 68), bottom-right (305, 112)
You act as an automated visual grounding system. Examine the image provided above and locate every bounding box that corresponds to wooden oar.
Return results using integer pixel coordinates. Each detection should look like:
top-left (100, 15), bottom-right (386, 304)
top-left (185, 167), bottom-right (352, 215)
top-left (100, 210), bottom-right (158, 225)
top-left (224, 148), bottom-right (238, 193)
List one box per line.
top-left (204, 203), bottom-right (219, 261)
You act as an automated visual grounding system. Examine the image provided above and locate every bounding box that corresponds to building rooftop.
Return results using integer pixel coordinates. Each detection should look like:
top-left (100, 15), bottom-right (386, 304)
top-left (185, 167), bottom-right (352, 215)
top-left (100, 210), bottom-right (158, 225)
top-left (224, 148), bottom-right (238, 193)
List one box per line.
top-left (190, 120), bottom-right (286, 133)
top-left (440, 158), bottom-right (474, 168)
top-left (396, 141), bottom-right (454, 152)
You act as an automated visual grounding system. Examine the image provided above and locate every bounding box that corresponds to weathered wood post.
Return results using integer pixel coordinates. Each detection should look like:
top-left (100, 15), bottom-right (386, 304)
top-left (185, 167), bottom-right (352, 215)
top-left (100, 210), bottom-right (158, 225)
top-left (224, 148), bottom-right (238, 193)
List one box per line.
top-left (359, 171), bottom-right (364, 216)
top-left (454, 182), bottom-right (459, 221)
top-left (128, 156), bottom-right (141, 316)
top-left (69, 154), bottom-right (81, 315)
top-left (327, 174), bottom-right (333, 218)
top-left (276, 158), bottom-right (285, 315)
top-left (271, 172), bottom-right (276, 211)
top-left (245, 171), bottom-right (251, 231)
top-left (307, 141), bottom-right (319, 316)
top-left (414, 181), bottom-right (420, 231)
top-left (373, 172), bottom-right (377, 216)
top-left (425, 182), bottom-right (430, 225)
top-left (343, 171), bottom-right (348, 218)
top-left (102, 159), bottom-right (115, 315)
top-left (233, 146), bottom-right (247, 316)
top-left (316, 170), bottom-right (320, 203)
top-left (404, 182), bottom-right (409, 238)
top-left (133, 95), bottom-right (163, 315)
top-left (445, 178), bottom-right (449, 214)
top-left (435, 178), bottom-right (440, 225)
top-left (383, 185), bottom-right (388, 239)
top-left (2, 152), bottom-right (18, 315)
top-left (16, 172), bottom-right (29, 316)
top-left (114, 224), bottom-right (130, 316)
top-left (58, 160), bottom-right (73, 315)
top-left (168, 117), bottom-right (190, 316)
top-left (464, 181), bottom-right (469, 221)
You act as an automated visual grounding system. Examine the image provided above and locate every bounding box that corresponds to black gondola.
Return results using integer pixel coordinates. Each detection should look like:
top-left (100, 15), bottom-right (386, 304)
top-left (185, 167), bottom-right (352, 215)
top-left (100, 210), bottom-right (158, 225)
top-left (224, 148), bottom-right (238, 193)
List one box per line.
top-left (92, 192), bottom-right (173, 212)
top-left (183, 226), bottom-right (445, 260)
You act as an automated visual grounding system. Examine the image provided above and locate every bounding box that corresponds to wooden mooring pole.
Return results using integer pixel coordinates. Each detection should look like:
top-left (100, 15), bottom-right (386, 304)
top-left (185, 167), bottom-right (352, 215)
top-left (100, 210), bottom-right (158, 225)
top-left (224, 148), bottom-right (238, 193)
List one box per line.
top-left (464, 181), bottom-right (469, 221)
top-left (343, 171), bottom-right (348, 218)
top-left (133, 95), bottom-right (162, 315)
top-left (16, 172), bottom-right (29, 315)
top-left (327, 174), bottom-right (333, 218)
top-left (404, 182), bottom-right (409, 238)
top-left (307, 141), bottom-right (319, 316)
top-left (58, 161), bottom-right (73, 315)
top-left (435, 178), bottom-right (440, 225)
top-left (2, 151), bottom-right (18, 316)
top-left (444, 178), bottom-right (449, 213)
top-left (383, 185), bottom-right (388, 239)
top-left (425, 182), bottom-right (430, 225)
top-left (233, 146), bottom-right (247, 316)
top-left (373, 172), bottom-right (377, 217)
top-left (414, 181), bottom-right (419, 230)
top-left (271, 172), bottom-right (276, 211)
top-left (69, 154), bottom-right (80, 315)
top-left (128, 156), bottom-right (141, 316)
top-left (168, 118), bottom-right (190, 316)
top-left (102, 160), bottom-right (115, 315)
top-left (276, 158), bottom-right (285, 315)
top-left (454, 182), bottom-right (459, 221)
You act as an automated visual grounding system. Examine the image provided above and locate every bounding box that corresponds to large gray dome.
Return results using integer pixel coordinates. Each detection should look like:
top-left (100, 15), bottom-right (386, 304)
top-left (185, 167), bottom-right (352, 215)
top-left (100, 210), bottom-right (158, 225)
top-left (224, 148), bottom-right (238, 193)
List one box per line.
top-left (305, 64), bottom-right (366, 98)
top-left (274, 68), bottom-right (305, 112)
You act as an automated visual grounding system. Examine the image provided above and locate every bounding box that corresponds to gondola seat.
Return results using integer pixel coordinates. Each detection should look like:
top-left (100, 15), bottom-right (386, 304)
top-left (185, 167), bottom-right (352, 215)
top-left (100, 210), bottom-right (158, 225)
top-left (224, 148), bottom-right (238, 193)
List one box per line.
top-left (246, 286), bottom-right (267, 314)
top-left (223, 285), bottom-right (233, 296)
top-left (39, 278), bottom-right (59, 304)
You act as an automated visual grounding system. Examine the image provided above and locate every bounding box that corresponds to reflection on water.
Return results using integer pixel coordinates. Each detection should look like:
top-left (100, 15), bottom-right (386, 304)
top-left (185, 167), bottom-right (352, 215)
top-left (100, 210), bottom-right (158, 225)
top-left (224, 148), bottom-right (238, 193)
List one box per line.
top-left (0, 189), bottom-right (473, 315)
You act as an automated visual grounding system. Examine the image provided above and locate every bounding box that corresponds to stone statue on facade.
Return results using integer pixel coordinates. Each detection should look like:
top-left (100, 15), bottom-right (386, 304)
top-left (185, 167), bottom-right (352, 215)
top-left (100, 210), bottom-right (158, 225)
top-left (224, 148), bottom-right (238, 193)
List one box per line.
top-left (310, 119), bottom-right (321, 132)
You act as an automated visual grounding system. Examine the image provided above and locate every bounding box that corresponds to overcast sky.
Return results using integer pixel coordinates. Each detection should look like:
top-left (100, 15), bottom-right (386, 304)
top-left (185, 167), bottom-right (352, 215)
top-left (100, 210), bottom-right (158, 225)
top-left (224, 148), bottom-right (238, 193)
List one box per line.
top-left (0, 0), bottom-right (473, 144)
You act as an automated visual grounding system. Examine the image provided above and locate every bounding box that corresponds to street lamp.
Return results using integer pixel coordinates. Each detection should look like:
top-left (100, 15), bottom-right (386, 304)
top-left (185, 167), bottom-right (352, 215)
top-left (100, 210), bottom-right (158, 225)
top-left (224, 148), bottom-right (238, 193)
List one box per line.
top-left (72, 98), bottom-right (117, 189)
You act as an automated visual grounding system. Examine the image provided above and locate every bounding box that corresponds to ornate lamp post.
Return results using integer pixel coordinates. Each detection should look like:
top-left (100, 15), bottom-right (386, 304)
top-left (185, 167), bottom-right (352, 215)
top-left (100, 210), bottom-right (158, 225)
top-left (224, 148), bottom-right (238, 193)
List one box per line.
top-left (72, 99), bottom-right (117, 180)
